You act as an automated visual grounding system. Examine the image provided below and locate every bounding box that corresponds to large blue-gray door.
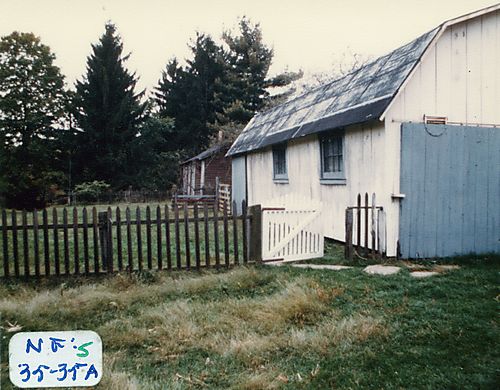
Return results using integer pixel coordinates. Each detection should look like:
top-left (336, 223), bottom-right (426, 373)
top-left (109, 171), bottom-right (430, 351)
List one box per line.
top-left (399, 123), bottom-right (499, 258)
top-left (231, 155), bottom-right (247, 215)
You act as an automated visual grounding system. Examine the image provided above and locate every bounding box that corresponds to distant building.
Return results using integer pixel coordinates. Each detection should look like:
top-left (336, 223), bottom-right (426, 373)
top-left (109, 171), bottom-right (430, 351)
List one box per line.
top-left (228, 5), bottom-right (500, 258)
top-left (180, 143), bottom-right (232, 196)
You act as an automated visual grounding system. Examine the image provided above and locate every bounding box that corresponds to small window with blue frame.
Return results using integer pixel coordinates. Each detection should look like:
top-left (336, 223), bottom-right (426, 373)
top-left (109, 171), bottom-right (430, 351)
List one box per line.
top-left (320, 131), bottom-right (345, 183)
top-left (272, 143), bottom-right (288, 181)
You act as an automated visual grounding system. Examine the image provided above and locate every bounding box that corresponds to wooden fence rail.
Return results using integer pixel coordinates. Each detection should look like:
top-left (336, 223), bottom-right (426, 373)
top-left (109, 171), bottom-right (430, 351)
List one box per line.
top-left (0, 200), bottom-right (251, 279)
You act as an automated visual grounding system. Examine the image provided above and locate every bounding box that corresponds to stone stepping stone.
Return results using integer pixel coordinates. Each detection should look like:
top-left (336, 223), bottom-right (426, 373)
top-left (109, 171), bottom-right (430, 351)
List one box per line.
top-left (410, 271), bottom-right (440, 278)
top-left (263, 262), bottom-right (352, 270)
top-left (363, 265), bottom-right (401, 275)
top-left (291, 264), bottom-right (352, 270)
top-left (434, 265), bottom-right (460, 272)
top-left (263, 261), bottom-right (285, 266)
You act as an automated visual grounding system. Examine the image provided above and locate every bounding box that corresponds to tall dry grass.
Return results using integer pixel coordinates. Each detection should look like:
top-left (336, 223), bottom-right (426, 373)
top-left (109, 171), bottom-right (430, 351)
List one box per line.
top-left (1, 267), bottom-right (388, 389)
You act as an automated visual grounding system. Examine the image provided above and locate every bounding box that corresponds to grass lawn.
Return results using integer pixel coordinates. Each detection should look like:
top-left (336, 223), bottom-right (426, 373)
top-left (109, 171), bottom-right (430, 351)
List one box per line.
top-left (0, 248), bottom-right (498, 389)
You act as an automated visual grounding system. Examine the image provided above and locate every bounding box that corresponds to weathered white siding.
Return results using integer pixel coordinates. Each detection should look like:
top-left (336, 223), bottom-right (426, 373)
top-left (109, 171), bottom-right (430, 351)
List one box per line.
top-left (244, 9), bottom-right (500, 257)
top-left (246, 120), bottom-right (398, 253)
top-left (386, 10), bottom-right (500, 124)
top-left (231, 155), bottom-right (246, 215)
top-left (384, 10), bottom-right (500, 255)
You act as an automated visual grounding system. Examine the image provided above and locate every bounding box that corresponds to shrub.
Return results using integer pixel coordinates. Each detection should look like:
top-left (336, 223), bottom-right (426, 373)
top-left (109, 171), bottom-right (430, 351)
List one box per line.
top-left (74, 180), bottom-right (110, 203)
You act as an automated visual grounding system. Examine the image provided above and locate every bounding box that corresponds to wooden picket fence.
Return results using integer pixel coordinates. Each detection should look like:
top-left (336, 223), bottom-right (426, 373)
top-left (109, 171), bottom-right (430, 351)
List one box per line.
top-left (0, 200), bottom-right (254, 279)
top-left (345, 193), bottom-right (386, 260)
top-left (218, 183), bottom-right (231, 213)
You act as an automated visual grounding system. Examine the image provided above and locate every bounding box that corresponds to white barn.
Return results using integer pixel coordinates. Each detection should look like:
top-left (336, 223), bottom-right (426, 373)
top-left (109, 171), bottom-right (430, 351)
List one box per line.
top-left (228, 5), bottom-right (500, 258)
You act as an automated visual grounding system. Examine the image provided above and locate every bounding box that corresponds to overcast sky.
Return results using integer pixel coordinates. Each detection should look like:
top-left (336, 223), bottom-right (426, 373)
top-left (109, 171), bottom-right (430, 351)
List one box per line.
top-left (0, 0), bottom-right (496, 94)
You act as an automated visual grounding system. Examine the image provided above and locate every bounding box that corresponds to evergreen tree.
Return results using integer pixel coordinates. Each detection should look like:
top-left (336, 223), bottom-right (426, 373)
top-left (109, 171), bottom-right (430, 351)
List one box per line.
top-left (154, 33), bottom-right (225, 154)
top-left (0, 32), bottom-right (68, 208)
top-left (221, 18), bottom-right (272, 123)
top-left (130, 116), bottom-right (180, 190)
top-left (221, 17), bottom-right (301, 123)
top-left (154, 18), bottom-right (301, 152)
top-left (154, 58), bottom-right (183, 122)
top-left (74, 22), bottom-right (146, 188)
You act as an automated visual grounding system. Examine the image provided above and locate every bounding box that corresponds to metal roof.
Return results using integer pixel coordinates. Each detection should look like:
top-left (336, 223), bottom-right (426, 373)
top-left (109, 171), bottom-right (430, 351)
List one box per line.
top-left (227, 27), bottom-right (439, 157)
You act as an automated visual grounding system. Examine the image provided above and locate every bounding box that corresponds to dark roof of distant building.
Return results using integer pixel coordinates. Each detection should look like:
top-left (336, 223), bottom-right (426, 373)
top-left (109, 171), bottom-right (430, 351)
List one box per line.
top-left (181, 143), bottom-right (231, 164)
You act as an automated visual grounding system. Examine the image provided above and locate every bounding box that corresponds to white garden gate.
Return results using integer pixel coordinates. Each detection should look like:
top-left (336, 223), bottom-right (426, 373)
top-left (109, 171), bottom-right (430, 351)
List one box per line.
top-left (261, 196), bottom-right (324, 262)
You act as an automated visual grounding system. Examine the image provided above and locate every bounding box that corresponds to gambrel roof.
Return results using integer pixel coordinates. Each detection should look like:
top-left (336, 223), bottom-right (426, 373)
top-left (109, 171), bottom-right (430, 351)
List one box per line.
top-left (227, 4), bottom-right (500, 157)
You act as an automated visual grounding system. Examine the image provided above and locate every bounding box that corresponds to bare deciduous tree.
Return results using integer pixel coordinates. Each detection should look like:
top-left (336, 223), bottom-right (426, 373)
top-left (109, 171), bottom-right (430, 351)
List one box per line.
top-left (288, 50), bottom-right (373, 98)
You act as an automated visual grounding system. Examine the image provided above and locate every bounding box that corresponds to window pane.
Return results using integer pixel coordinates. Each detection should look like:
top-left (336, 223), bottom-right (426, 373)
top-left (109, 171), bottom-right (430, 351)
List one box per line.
top-left (273, 145), bottom-right (287, 178)
top-left (321, 133), bottom-right (344, 176)
top-left (325, 156), bottom-right (333, 172)
top-left (327, 139), bottom-right (334, 158)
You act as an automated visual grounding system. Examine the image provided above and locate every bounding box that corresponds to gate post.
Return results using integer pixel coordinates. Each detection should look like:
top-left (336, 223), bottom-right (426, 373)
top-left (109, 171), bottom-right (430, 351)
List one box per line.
top-left (98, 211), bottom-right (112, 272)
top-left (248, 204), bottom-right (262, 263)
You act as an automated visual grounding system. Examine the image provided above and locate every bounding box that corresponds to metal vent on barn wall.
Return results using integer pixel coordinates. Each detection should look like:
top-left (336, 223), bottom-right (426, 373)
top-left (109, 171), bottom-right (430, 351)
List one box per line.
top-left (423, 115), bottom-right (448, 125)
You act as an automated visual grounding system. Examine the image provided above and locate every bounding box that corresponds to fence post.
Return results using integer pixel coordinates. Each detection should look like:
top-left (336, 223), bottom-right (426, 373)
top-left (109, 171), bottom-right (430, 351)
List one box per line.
top-left (345, 208), bottom-right (353, 261)
top-left (248, 204), bottom-right (262, 263)
top-left (2, 210), bottom-right (9, 277)
top-left (232, 200), bottom-right (239, 265)
top-left (371, 193), bottom-right (376, 258)
top-left (183, 203), bottom-right (191, 270)
top-left (356, 194), bottom-right (361, 248)
top-left (107, 207), bottom-right (114, 273)
top-left (98, 211), bottom-right (111, 272)
top-left (364, 193), bottom-right (369, 253)
top-left (215, 176), bottom-right (220, 211)
top-left (377, 209), bottom-right (387, 258)
top-left (223, 201), bottom-right (230, 267)
top-left (22, 210), bottom-right (29, 278)
top-left (242, 200), bottom-right (248, 264)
